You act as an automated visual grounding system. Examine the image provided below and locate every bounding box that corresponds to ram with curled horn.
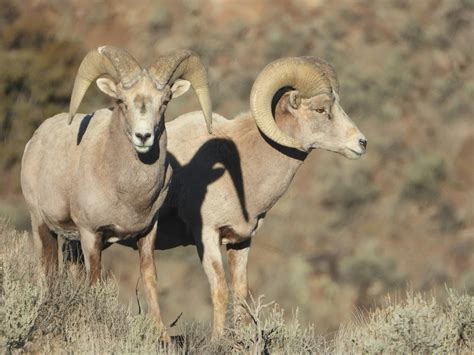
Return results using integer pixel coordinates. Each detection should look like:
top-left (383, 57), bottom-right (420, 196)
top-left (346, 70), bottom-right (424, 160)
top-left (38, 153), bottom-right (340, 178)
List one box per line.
top-left (21, 45), bottom-right (213, 339)
top-left (150, 56), bottom-right (367, 338)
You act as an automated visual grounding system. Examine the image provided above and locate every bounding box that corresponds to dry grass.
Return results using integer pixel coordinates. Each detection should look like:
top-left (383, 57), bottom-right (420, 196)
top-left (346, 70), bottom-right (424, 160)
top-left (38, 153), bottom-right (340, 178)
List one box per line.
top-left (0, 0), bottom-right (473, 344)
top-left (1, 220), bottom-right (473, 353)
top-left (0, 220), bottom-right (325, 353)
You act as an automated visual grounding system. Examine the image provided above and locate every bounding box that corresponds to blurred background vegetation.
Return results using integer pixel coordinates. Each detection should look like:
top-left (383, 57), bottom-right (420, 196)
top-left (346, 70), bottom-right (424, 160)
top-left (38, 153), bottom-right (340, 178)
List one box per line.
top-left (0, 0), bottom-right (472, 336)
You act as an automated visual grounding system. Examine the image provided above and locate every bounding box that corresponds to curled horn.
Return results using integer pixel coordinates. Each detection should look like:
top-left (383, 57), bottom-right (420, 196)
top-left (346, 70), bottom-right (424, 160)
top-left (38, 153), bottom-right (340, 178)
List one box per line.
top-left (148, 50), bottom-right (213, 133)
top-left (250, 57), bottom-right (338, 150)
top-left (68, 46), bottom-right (142, 124)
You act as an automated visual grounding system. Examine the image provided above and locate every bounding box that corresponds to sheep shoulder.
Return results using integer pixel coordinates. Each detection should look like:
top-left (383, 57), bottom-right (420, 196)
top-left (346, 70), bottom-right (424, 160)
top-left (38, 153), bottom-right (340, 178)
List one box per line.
top-left (21, 109), bottom-right (113, 231)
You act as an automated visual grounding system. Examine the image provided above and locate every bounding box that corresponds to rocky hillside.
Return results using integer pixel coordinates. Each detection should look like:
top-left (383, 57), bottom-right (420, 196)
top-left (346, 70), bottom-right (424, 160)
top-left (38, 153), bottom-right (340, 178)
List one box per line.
top-left (0, 0), bottom-right (473, 334)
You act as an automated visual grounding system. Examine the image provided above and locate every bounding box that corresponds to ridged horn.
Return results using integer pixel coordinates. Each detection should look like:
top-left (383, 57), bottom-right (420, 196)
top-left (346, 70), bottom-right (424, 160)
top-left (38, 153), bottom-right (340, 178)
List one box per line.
top-left (148, 50), bottom-right (213, 133)
top-left (68, 46), bottom-right (142, 124)
top-left (250, 56), bottom-right (339, 151)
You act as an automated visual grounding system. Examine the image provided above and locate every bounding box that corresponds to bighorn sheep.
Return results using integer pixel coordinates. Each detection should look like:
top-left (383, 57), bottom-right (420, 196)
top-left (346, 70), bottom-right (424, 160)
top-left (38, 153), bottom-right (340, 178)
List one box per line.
top-left (20, 46), bottom-right (212, 335)
top-left (157, 56), bottom-right (367, 337)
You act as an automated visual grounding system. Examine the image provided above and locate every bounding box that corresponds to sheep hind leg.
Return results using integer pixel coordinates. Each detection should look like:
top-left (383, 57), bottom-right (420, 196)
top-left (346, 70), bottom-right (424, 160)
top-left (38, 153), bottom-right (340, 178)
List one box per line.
top-left (226, 239), bottom-right (251, 327)
top-left (63, 240), bottom-right (84, 265)
top-left (62, 239), bottom-right (85, 278)
top-left (137, 222), bottom-right (169, 342)
top-left (78, 228), bottom-right (102, 285)
top-left (31, 215), bottom-right (58, 277)
top-left (196, 226), bottom-right (229, 339)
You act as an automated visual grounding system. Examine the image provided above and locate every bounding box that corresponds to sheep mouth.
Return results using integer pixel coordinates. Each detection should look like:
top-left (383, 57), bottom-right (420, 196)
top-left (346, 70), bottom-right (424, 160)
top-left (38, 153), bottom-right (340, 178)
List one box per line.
top-left (350, 148), bottom-right (363, 156)
top-left (345, 147), bottom-right (364, 159)
top-left (134, 144), bottom-right (152, 154)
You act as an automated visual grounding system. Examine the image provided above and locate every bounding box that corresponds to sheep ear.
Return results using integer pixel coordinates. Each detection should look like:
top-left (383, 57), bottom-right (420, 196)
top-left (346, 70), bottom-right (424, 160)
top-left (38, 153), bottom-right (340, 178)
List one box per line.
top-left (171, 79), bottom-right (191, 98)
top-left (96, 78), bottom-right (119, 99)
top-left (289, 91), bottom-right (301, 109)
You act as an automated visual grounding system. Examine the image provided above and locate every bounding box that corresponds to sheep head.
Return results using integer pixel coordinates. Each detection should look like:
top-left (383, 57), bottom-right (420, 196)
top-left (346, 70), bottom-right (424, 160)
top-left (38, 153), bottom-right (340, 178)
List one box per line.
top-left (250, 57), bottom-right (367, 159)
top-left (148, 49), bottom-right (213, 134)
top-left (68, 46), bottom-right (213, 154)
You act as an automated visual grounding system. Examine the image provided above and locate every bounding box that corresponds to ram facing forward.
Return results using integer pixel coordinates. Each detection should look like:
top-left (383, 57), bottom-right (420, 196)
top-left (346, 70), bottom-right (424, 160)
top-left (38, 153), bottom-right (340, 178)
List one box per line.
top-left (20, 46), bottom-right (212, 337)
top-left (158, 56), bottom-right (367, 337)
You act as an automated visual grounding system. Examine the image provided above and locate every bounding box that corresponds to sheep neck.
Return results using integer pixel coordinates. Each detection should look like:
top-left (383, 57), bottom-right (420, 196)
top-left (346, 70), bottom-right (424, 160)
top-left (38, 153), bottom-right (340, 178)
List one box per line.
top-left (237, 110), bottom-right (309, 214)
top-left (102, 107), bottom-right (166, 211)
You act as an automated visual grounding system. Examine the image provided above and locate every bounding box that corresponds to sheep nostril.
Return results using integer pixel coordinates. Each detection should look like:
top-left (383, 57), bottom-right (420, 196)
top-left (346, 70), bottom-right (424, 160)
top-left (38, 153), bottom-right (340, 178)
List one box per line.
top-left (135, 132), bottom-right (151, 144)
top-left (359, 138), bottom-right (367, 149)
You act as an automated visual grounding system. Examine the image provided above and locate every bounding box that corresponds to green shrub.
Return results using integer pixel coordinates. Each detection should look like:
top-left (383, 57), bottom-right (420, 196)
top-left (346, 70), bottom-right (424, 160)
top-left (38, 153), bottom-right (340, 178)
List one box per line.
top-left (0, 2), bottom-right (105, 193)
top-left (0, 229), bottom-right (44, 349)
top-left (433, 200), bottom-right (464, 232)
top-left (1, 219), bottom-right (473, 353)
top-left (322, 168), bottom-right (378, 226)
top-left (0, 220), bottom-right (165, 352)
top-left (462, 271), bottom-right (474, 296)
top-left (0, 220), bottom-right (323, 353)
top-left (334, 290), bottom-right (474, 353)
top-left (227, 295), bottom-right (325, 354)
top-left (341, 255), bottom-right (403, 291)
top-left (402, 153), bottom-right (446, 203)
top-left (340, 241), bottom-right (405, 308)
top-left (147, 3), bottom-right (172, 32)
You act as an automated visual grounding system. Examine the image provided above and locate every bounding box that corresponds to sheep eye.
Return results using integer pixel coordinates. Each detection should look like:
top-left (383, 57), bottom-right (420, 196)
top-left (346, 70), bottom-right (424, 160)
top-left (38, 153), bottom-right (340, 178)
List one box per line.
top-left (315, 108), bottom-right (326, 114)
top-left (118, 99), bottom-right (127, 108)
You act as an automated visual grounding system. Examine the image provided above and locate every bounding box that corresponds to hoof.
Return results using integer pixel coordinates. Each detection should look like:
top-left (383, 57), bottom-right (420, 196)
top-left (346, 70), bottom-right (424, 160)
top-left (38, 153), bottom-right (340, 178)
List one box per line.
top-left (210, 330), bottom-right (224, 342)
top-left (159, 332), bottom-right (171, 343)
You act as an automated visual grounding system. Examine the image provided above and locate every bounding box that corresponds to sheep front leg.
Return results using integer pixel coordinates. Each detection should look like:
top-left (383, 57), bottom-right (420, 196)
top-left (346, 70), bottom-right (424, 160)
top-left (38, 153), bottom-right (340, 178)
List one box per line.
top-left (79, 228), bottom-right (102, 285)
top-left (196, 226), bottom-right (228, 339)
top-left (137, 222), bottom-right (169, 341)
top-left (226, 239), bottom-right (251, 327)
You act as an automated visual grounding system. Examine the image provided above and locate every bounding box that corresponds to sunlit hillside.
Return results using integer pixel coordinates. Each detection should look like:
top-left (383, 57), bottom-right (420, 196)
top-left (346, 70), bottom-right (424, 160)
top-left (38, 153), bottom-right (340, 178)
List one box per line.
top-left (0, 0), bottom-right (473, 343)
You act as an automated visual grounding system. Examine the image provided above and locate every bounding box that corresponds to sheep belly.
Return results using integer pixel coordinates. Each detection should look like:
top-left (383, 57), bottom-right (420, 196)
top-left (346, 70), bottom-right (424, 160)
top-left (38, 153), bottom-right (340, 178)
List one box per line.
top-left (218, 217), bottom-right (264, 245)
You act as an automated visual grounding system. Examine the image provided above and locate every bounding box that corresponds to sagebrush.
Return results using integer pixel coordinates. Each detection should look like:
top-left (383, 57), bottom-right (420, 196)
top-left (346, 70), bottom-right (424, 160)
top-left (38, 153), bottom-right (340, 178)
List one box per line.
top-left (1, 220), bottom-right (472, 353)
